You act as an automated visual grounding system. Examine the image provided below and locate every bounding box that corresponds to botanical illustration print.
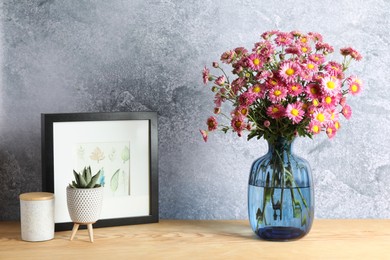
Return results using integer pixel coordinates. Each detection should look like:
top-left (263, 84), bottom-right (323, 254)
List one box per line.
top-left (75, 142), bottom-right (131, 198)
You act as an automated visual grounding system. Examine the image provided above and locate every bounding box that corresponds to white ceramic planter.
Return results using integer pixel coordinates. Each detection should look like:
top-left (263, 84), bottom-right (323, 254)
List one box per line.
top-left (66, 187), bottom-right (103, 224)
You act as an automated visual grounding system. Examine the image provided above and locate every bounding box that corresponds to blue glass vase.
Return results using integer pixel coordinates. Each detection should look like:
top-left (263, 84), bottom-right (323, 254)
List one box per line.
top-left (248, 137), bottom-right (314, 241)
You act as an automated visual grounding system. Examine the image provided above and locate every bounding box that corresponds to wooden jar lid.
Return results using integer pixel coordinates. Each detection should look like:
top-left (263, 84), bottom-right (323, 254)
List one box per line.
top-left (19, 192), bottom-right (54, 201)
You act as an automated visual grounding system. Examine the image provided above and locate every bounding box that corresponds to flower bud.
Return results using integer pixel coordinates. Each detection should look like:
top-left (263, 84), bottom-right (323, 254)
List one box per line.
top-left (212, 62), bottom-right (219, 68)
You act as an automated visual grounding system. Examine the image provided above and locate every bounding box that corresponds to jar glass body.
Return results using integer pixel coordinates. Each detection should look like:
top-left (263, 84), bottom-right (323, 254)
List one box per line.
top-left (248, 137), bottom-right (314, 241)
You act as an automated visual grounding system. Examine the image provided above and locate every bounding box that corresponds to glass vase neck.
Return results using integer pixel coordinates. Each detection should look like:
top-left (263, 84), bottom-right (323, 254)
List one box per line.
top-left (267, 137), bottom-right (295, 156)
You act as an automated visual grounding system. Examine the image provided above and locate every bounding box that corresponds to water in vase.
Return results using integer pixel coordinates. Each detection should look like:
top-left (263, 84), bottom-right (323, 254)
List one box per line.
top-left (248, 184), bottom-right (314, 241)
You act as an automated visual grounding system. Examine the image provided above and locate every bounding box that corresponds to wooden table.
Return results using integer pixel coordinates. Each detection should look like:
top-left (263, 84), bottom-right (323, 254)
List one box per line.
top-left (1, 219), bottom-right (390, 259)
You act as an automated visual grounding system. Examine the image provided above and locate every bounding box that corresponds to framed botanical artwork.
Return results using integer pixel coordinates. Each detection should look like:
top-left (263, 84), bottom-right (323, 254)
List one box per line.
top-left (42, 112), bottom-right (158, 231)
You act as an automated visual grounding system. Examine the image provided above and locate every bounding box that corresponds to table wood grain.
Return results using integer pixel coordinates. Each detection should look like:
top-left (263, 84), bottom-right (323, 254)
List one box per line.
top-left (1, 219), bottom-right (390, 259)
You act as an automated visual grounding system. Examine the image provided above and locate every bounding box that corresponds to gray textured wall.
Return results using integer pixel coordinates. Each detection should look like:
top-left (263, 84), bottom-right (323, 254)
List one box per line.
top-left (0, 0), bottom-right (389, 220)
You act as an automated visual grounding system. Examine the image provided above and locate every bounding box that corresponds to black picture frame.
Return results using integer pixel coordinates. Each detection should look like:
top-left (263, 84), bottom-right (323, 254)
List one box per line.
top-left (42, 112), bottom-right (158, 231)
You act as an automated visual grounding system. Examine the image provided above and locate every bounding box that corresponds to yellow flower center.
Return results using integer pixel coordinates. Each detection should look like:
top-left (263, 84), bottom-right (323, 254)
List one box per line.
top-left (335, 121), bottom-right (340, 129)
top-left (326, 81), bottom-right (335, 90)
top-left (300, 37), bottom-right (307, 43)
top-left (272, 107), bottom-right (279, 113)
top-left (286, 68), bottom-right (295, 76)
top-left (313, 99), bottom-right (320, 106)
top-left (316, 113), bottom-right (325, 122)
top-left (271, 79), bottom-right (278, 85)
top-left (307, 63), bottom-right (314, 69)
top-left (241, 108), bottom-right (248, 115)
top-left (291, 85), bottom-right (298, 91)
top-left (331, 113), bottom-right (335, 120)
top-left (301, 47), bottom-right (308, 53)
top-left (327, 127), bottom-right (333, 135)
top-left (245, 73), bottom-right (251, 78)
top-left (325, 96), bottom-right (332, 104)
top-left (291, 109), bottom-right (299, 117)
top-left (253, 58), bottom-right (260, 65)
top-left (235, 121), bottom-right (242, 128)
top-left (274, 90), bottom-right (282, 96)
top-left (351, 84), bottom-right (358, 92)
top-left (312, 125), bottom-right (319, 133)
top-left (253, 86), bottom-right (261, 93)
top-left (310, 87), bottom-right (318, 94)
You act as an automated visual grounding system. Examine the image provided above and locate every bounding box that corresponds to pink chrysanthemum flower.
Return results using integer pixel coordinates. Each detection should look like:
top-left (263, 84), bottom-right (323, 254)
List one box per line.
top-left (247, 53), bottom-right (263, 71)
top-left (325, 61), bottom-right (343, 77)
top-left (279, 61), bottom-right (301, 83)
top-left (308, 121), bottom-right (322, 135)
top-left (321, 76), bottom-right (341, 95)
top-left (234, 47), bottom-right (248, 57)
top-left (347, 76), bottom-right (363, 96)
top-left (239, 91), bottom-right (256, 106)
top-left (302, 61), bottom-right (318, 74)
top-left (199, 129), bottom-right (208, 142)
top-left (215, 75), bottom-right (225, 86)
top-left (329, 109), bottom-right (339, 122)
top-left (220, 50), bottom-right (235, 64)
top-left (298, 43), bottom-right (311, 55)
top-left (231, 77), bottom-right (246, 94)
top-left (231, 115), bottom-right (246, 137)
top-left (326, 124), bottom-right (337, 139)
top-left (306, 83), bottom-right (321, 99)
top-left (275, 32), bottom-right (293, 46)
top-left (287, 83), bottom-right (303, 96)
top-left (312, 108), bottom-right (330, 126)
top-left (265, 76), bottom-right (280, 89)
top-left (249, 84), bottom-right (265, 99)
top-left (214, 92), bottom-right (225, 107)
top-left (261, 30), bottom-right (279, 40)
top-left (341, 104), bottom-right (352, 120)
top-left (315, 42), bottom-right (334, 53)
top-left (308, 53), bottom-right (325, 64)
top-left (340, 47), bottom-right (362, 61)
top-left (256, 70), bottom-right (273, 81)
top-left (308, 32), bottom-right (323, 42)
top-left (263, 120), bottom-right (271, 128)
top-left (236, 105), bottom-right (249, 116)
top-left (322, 94), bottom-right (339, 110)
top-left (285, 46), bottom-right (300, 55)
top-left (268, 85), bottom-right (288, 103)
top-left (207, 116), bottom-right (218, 131)
top-left (202, 67), bottom-right (210, 84)
top-left (254, 41), bottom-right (275, 60)
top-left (266, 104), bottom-right (286, 119)
top-left (339, 97), bottom-right (347, 107)
top-left (285, 102), bottom-right (305, 124)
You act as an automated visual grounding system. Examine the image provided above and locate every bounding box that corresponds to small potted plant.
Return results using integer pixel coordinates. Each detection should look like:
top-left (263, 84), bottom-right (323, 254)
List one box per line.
top-left (66, 166), bottom-right (103, 242)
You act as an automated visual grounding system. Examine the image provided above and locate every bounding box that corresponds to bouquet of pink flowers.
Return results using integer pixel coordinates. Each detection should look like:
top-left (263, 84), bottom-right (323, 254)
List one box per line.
top-left (201, 30), bottom-right (362, 143)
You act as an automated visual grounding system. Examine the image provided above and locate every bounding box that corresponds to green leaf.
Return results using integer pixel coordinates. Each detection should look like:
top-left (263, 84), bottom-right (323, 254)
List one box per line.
top-left (73, 170), bottom-right (79, 185)
top-left (78, 174), bottom-right (87, 188)
top-left (110, 169), bottom-right (120, 192)
top-left (84, 166), bottom-right (92, 184)
top-left (87, 170), bottom-right (101, 188)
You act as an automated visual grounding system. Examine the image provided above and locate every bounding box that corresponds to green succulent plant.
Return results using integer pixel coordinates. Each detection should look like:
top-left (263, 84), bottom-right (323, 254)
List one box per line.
top-left (69, 166), bottom-right (102, 189)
